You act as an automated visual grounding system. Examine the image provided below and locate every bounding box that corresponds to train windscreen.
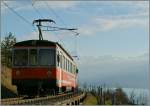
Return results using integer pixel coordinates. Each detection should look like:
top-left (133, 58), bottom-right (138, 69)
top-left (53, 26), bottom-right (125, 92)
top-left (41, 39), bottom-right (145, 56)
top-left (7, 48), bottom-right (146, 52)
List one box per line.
top-left (29, 49), bottom-right (38, 65)
top-left (13, 49), bottom-right (28, 66)
top-left (13, 49), bottom-right (55, 66)
top-left (39, 49), bottom-right (55, 66)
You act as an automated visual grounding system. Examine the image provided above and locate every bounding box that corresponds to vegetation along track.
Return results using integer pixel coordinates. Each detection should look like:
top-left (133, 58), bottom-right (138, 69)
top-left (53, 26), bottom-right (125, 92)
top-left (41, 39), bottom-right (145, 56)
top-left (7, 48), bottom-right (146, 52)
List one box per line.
top-left (1, 91), bottom-right (86, 105)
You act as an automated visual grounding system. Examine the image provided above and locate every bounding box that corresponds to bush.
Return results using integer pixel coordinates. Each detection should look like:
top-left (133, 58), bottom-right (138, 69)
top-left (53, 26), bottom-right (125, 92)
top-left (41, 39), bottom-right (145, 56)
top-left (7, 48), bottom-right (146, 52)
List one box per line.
top-left (1, 32), bottom-right (16, 68)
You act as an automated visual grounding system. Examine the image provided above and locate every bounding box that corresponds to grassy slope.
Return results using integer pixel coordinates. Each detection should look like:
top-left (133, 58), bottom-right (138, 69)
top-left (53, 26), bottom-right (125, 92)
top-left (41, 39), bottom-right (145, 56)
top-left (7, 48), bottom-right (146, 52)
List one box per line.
top-left (82, 93), bottom-right (98, 105)
top-left (1, 66), bottom-right (17, 98)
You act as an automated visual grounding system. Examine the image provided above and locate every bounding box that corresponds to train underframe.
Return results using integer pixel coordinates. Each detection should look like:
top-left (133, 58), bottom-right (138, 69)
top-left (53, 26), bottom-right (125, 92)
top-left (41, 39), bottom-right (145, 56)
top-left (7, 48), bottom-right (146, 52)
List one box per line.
top-left (12, 79), bottom-right (75, 96)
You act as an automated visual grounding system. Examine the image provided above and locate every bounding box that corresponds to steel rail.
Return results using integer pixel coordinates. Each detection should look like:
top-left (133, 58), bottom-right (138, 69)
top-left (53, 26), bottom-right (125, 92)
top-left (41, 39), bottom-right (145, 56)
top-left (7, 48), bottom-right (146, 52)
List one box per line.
top-left (1, 91), bottom-right (84, 105)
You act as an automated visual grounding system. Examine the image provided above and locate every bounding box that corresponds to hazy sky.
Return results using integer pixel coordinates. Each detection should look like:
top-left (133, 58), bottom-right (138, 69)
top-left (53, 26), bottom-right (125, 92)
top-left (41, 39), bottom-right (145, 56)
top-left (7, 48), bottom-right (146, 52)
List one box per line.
top-left (1, 1), bottom-right (149, 89)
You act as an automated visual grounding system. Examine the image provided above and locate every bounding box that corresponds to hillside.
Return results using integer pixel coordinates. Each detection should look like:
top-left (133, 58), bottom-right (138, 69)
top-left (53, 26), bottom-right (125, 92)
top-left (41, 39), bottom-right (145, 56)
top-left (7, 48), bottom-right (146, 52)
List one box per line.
top-left (1, 66), bottom-right (17, 98)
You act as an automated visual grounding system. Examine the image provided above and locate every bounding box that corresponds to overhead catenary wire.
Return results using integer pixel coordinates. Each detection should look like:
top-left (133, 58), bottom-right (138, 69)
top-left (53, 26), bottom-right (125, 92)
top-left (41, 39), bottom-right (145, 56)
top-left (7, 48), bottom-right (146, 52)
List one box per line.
top-left (41, 26), bottom-right (79, 36)
top-left (43, 1), bottom-right (79, 59)
top-left (31, 1), bottom-right (44, 18)
top-left (43, 1), bottom-right (68, 44)
top-left (3, 0), bottom-right (79, 59)
top-left (44, 1), bottom-right (67, 27)
top-left (41, 1), bottom-right (80, 36)
top-left (31, 0), bottom-right (64, 43)
top-left (4, 0), bottom-right (79, 59)
top-left (2, 1), bottom-right (32, 26)
top-left (2, 1), bottom-right (37, 31)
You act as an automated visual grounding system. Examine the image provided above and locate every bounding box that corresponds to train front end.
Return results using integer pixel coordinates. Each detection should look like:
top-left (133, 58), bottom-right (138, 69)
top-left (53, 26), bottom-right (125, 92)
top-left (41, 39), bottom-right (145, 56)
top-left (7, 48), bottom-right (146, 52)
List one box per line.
top-left (12, 40), bottom-right (57, 95)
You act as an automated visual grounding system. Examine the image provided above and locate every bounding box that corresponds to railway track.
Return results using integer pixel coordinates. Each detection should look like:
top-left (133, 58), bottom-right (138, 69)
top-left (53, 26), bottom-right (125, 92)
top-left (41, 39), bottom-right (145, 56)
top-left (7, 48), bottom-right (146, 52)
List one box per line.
top-left (1, 91), bottom-right (86, 105)
top-left (1, 97), bottom-right (24, 104)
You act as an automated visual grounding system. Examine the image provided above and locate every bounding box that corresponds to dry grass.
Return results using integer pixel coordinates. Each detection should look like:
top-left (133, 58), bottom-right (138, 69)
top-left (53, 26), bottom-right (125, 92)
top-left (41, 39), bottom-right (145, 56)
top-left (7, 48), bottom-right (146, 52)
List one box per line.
top-left (82, 93), bottom-right (98, 105)
top-left (1, 66), bottom-right (17, 94)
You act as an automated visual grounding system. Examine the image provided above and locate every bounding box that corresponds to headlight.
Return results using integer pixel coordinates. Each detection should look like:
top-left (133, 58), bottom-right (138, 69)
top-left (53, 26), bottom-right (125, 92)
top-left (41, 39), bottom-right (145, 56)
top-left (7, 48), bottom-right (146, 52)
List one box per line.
top-left (47, 71), bottom-right (51, 77)
top-left (16, 71), bottom-right (20, 76)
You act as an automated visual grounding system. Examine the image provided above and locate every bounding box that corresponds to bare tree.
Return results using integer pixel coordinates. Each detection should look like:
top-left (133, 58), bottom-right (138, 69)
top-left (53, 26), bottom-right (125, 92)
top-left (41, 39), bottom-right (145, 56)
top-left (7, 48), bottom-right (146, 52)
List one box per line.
top-left (129, 89), bottom-right (136, 105)
top-left (137, 91), bottom-right (148, 105)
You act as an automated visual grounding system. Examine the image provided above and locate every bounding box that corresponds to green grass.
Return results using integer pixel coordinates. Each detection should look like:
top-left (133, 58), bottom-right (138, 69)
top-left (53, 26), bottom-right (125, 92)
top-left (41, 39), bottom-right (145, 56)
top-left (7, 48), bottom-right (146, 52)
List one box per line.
top-left (82, 93), bottom-right (98, 105)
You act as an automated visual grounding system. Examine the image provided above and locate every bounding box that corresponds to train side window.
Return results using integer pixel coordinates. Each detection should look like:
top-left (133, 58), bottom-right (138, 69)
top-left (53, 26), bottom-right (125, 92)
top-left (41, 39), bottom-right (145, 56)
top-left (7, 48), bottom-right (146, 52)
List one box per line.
top-left (73, 66), bottom-right (75, 74)
top-left (70, 63), bottom-right (71, 73)
top-left (29, 49), bottom-right (38, 66)
top-left (64, 56), bottom-right (65, 70)
top-left (69, 61), bottom-right (71, 72)
top-left (73, 64), bottom-right (74, 73)
top-left (72, 65), bottom-right (74, 74)
top-left (60, 55), bottom-right (62, 68)
top-left (75, 66), bottom-right (77, 74)
top-left (70, 62), bottom-right (72, 72)
top-left (68, 61), bottom-right (70, 72)
top-left (70, 63), bottom-right (72, 73)
top-left (57, 55), bottom-right (59, 66)
top-left (64, 57), bottom-right (65, 70)
top-left (76, 68), bottom-right (79, 74)
top-left (69, 60), bottom-right (70, 72)
top-left (70, 62), bottom-right (72, 73)
top-left (66, 59), bottom-right (68, 71)
top-left (67, 60), bottom-right (69, 72)
top-left (61, 55), bottom-right (63, 68)
top-left (62, 56), bottom-right (65, 69)
top-left (65, 58), bottom-right (67, 71)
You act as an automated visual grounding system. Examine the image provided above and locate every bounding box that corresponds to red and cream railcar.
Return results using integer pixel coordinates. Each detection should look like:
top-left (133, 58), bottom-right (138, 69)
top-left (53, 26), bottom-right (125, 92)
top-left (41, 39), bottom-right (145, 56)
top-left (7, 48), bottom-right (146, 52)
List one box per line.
top-left (12, 40), bottom-right (78, 95)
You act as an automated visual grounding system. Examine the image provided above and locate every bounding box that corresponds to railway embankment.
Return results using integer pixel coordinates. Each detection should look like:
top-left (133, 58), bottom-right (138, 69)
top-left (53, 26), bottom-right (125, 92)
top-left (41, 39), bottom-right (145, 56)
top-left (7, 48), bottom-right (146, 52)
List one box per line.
top-left (82, 92), bottom-right (98, 105)
top-left (1, 85), bottom-right (17, 98)
top-left (1, 91), bottom-right (86, 105)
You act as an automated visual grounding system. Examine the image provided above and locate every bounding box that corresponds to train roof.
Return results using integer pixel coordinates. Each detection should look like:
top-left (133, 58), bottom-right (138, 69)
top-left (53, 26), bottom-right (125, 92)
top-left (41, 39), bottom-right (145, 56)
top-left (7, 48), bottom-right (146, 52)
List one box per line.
top-left (14, 40), bottom-right (55, 46)
top-left (14, 40), bottom-right (74, 61)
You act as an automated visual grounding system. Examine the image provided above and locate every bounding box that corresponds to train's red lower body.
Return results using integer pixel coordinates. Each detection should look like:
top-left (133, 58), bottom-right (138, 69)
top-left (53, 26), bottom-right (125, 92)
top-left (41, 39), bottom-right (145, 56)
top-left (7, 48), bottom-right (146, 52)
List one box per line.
top-left (12, 67), bottom-right (77, 95)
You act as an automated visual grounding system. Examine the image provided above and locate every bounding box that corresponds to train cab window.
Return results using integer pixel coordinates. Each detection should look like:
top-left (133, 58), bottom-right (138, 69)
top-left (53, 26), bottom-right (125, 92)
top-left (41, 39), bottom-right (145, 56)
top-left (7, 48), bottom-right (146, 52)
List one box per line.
top-left (13, 49), bottom-right (28, 66)
top-left (29, 49), bottom-right (37, 65)
top-left (39, 49), bottom-right (55, 66)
